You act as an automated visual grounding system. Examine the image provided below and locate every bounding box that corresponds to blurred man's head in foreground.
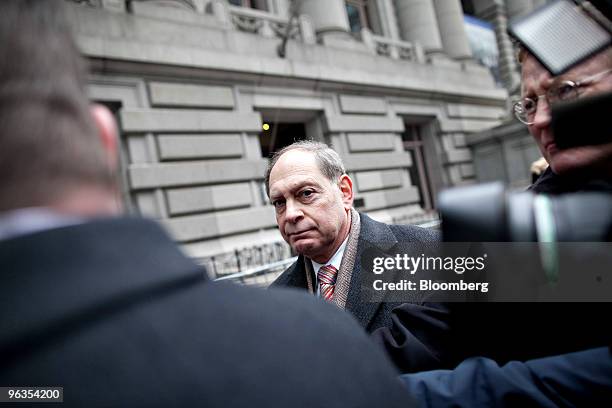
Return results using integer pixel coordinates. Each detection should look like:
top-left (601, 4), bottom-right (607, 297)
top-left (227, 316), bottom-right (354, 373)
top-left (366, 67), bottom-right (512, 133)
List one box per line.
top-left (0, 0), bottom-right (120, 215)
top-left (518, 46), bottom-right (612, 177)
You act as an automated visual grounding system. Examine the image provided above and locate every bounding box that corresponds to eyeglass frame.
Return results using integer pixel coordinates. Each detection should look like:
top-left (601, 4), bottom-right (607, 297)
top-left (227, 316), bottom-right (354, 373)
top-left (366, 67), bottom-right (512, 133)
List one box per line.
top-left (513, 68), bottom-right (612, 125)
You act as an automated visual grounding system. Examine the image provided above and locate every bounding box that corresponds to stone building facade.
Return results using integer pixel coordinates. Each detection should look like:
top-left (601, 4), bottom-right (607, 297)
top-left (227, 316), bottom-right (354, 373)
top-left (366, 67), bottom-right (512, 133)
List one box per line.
top-left (66, 0), bottom-right (509, 277)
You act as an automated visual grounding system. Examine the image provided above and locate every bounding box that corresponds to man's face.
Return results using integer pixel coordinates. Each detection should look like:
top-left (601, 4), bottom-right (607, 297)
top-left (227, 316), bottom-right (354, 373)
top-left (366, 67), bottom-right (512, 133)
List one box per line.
top-left (521, 52), bottom-right (612, 176)
top-left (268, 149), bottom-right (353, 264)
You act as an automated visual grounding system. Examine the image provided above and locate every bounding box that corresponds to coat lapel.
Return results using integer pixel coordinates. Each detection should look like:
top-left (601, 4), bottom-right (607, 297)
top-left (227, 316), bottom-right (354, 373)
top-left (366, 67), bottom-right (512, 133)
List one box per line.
top-left (344, 213), bottom-right (398, 330)
top-left (272, 255), bottom-right (314, 293)
top-left (0, 218), bottom-right (206, 356)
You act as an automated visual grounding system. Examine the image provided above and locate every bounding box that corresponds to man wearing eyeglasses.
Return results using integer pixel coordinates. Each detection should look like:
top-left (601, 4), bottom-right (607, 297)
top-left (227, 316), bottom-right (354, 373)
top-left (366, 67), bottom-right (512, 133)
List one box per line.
top-left (515, 47), bottom-right (612, 194)
top-left (381, 46), bottom-right (612, 406)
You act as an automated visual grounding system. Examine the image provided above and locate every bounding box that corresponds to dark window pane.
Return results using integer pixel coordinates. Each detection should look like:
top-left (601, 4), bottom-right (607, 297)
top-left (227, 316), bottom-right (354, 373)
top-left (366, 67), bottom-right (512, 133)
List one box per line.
top-left (346, 4), bottom-right (362, 33)
top-left (406, 150), bottom-right (425, 207)
top-left (402, 125), bottom-right (433, 210)
top-left (259, 123), bottom-right (307, 158)
top-left (362, 4), bottom-right (371, 28)
top-left (461, 0), bottom-right (475, 16)
top-left (402, 127), bottom-right (418, 142)
top-left (228, 0), bottom-right (242, 6)
top-left (251, 0), bottom-right (268, 11)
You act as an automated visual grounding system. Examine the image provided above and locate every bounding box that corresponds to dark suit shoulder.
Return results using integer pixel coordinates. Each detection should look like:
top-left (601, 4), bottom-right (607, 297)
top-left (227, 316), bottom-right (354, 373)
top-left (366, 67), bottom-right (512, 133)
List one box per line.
top-left (191, 282), bottom-right (414, 407)
top-left (388, 224), bottom-right (440, 242)
top-left (2, 278), bottom-right (412, 407)
top-left (270, 257), bottom-right (305, 288)
top-left (400, 347), bottom-right (612, 407)
top-left (359, 212), bottom-right (440, 244)
top-left (0, 220), bottom-right (412, 407)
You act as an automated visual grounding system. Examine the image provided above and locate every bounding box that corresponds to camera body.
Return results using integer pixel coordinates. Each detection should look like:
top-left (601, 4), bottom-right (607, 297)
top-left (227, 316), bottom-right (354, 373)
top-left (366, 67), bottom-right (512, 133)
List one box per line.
top-left (552, 92), bottom-right (612, 149)
top-left (445, 0), bottom-right (612, 245)
top-left (439, 182), bottom-right (612, 242)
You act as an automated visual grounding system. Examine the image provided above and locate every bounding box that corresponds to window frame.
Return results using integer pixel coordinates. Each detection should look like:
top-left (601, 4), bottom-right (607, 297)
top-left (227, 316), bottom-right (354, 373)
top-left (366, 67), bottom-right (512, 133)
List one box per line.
top-left (402, 124), bottom-right (435, 211)
top-left (345, 0), bottom-right (371, 33)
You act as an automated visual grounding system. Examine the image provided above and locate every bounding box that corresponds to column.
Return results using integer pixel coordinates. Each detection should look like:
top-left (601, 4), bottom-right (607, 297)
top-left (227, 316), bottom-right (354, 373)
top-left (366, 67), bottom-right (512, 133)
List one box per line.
top-left (506, 0), bottom-right (532, 20)
top-left (210, 0), bottom-right (231, 27)
top-left (394, 0), bottom-right (443, 54)
top-left (432, 0), bottom-right (472, 60)
top-left (268, 0), bottom-right (291, 19)
top-left (297, 0), bottom-right (350, 36)
top-left (473, 0), bottom-right (520, 92)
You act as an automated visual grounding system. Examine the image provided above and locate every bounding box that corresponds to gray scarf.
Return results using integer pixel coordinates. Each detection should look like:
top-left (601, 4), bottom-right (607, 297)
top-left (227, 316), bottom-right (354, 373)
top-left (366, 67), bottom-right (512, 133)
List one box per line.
top-left (303, 208), bottom-right (361, 310)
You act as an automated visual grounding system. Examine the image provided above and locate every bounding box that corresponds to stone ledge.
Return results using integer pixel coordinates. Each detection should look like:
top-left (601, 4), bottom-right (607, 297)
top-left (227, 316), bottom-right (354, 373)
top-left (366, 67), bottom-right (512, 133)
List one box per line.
top-left (343, 152), bottom-right (412, 172)
top-left (325, 115), bottom-right (404, 132)
top-left (128, 159), bottom-right (267, 189)
top-left (120, 109), bottom-right (262, 132)
top-left (164, 206), bottom-right (276, 242)
top-left (158, 134), bottom-right (243, 160)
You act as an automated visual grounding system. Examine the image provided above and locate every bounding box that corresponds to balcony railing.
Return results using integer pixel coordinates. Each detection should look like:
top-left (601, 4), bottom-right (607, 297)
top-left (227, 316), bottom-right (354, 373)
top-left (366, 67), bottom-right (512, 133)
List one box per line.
top-left (197, 240), bottom-right (293, 280)
top-left (70, 0), bottom-right (428, 64)
top-left (209, 217), bottom-right (439, 286)
top-left (370, 33), bottom-right (425, 63)
top-left (228, 5), bottom-right (302, 41)
top-left (214, 256), bottom-right (297, 287)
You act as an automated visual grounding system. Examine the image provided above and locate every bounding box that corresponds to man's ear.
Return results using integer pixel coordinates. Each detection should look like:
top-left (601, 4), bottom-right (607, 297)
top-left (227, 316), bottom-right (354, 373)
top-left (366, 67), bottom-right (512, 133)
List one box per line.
top-left (90, 104), bottom-right (119, 171)
top-left (338, 174), bottom-right (354, 209)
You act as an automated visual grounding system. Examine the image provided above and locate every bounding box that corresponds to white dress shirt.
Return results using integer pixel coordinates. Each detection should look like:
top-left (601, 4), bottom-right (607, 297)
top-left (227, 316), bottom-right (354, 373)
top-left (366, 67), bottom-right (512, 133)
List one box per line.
top-left (310, 237), bottom-right (348, 297)
top-left (0, 207), bottom-right (82, 241)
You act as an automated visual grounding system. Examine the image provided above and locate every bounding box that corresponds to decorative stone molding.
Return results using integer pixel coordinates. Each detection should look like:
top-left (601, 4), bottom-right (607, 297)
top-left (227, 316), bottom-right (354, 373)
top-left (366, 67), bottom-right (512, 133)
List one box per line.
top-left (229, 5), bottom-right (301, 40)
top-left (133, 0), bottom-right (197, 11)
top-left (67, 0), bottom-right (103, 8)
top-left (208, 0), bottom-right (231, 26)
top-left (370, 33), bottom-right (425, 62)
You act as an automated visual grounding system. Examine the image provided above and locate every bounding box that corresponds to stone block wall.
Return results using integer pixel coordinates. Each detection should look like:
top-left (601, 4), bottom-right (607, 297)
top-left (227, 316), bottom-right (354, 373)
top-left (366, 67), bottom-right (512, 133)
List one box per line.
top-left (69, 0), bottom-right (507, 270)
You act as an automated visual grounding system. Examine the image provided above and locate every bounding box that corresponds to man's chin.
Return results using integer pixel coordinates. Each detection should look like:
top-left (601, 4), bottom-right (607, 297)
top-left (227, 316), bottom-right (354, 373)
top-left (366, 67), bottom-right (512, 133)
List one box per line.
top-left (548, 149), bottom-right (599, 176)
top-left (291, 240), bottom-right (320, 259)
top-left (549, 160), bottom-right (576, 176)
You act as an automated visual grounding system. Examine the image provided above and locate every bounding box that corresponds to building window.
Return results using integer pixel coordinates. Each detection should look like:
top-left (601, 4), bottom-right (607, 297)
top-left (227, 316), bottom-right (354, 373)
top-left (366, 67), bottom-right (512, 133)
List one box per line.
top-left (460, 0), bottom-right (476, 17)
top-left (402, 125), bottom-right (434, 210)
top-left (228, 0), bottom-right (268, 11)
top-left (259, 122), bottom-right (307, 159)
top-left (345, 0), bottom-right (370, 33)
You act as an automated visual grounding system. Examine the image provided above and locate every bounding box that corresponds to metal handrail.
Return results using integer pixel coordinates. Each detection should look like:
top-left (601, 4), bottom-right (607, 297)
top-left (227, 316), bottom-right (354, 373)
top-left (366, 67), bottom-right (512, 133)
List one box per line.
top-left (214, 256), bottom-right (297, 282)
top-left (213, 217), bottom-right (439, 283)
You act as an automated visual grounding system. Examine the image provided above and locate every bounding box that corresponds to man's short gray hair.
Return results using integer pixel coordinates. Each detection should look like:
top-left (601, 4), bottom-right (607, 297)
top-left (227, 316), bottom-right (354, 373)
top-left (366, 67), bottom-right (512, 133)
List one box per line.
top-left (264, 140), bottom-right (346, 197)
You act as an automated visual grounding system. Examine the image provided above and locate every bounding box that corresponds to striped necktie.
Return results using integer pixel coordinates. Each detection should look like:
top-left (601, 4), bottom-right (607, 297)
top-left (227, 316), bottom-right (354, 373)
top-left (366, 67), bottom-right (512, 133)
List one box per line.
top-left (317, 264), bottom-right (338, 301)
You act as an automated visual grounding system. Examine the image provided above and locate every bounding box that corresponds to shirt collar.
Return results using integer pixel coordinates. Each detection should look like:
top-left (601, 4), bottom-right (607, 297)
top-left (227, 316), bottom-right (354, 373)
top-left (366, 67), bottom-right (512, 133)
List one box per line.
top-left (0, 207), bottom-right (83, 241)
top-left (310, 236), bottom-right (349, 275)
